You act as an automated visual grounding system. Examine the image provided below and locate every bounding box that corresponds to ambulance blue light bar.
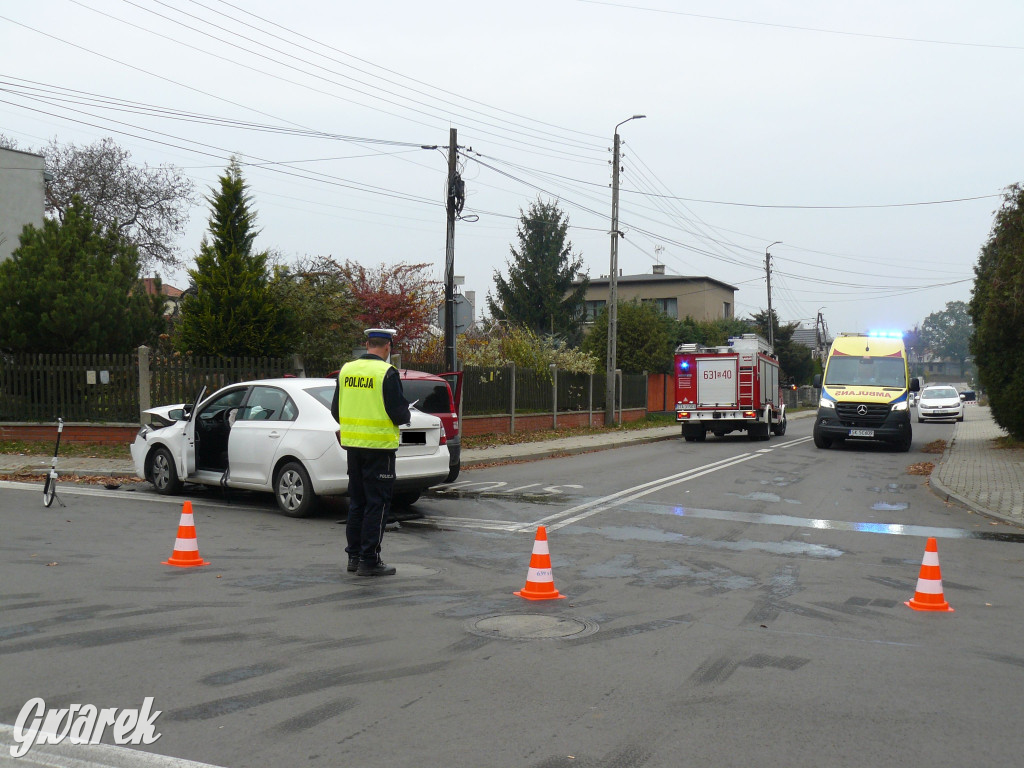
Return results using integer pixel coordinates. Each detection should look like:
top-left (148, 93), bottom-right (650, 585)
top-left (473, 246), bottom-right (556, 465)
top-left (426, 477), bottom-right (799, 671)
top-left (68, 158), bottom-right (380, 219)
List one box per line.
top-left (867, 330), bottom-right (903, 339)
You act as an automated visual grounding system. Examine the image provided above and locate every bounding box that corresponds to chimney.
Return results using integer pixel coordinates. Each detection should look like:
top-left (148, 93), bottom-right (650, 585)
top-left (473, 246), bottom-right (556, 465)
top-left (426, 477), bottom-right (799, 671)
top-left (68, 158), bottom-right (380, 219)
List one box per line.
top-left (652, 264), bottom-right (665, 275)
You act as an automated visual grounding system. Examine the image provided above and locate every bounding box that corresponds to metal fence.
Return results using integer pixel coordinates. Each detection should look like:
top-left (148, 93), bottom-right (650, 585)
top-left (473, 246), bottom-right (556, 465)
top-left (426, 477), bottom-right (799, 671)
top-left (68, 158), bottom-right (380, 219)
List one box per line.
top-left (0, 348), bottom-right (648, 423)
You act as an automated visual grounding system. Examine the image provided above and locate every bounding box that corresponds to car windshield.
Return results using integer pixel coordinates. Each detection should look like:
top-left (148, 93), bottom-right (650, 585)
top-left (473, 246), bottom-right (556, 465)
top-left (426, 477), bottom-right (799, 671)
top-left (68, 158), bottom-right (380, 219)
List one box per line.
top-left (922, 387), bottom-right (958, 399)
top-left (823, 356), bottom-right (906, 388)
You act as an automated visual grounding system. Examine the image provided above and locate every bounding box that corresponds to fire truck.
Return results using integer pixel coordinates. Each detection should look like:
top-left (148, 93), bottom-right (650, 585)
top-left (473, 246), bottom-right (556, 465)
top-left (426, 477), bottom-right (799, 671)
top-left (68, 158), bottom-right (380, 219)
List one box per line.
top-left (674, 334), bottom-right (786, 442)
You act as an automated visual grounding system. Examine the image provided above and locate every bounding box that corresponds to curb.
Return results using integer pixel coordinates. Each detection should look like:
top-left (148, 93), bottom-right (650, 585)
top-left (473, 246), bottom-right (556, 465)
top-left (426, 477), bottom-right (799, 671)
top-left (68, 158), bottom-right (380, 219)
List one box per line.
top-left (928, 438), bottom-right (1020, 528)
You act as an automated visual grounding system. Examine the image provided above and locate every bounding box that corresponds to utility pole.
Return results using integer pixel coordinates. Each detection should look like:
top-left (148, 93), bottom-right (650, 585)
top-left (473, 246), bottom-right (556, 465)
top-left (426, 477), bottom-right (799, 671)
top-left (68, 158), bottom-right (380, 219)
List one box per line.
top-left (765, 241), bottom-right (781, 352)
top-left (606, 114), bottom-right (645, 426)
top-left (444, 128), bottom-right (459, 372)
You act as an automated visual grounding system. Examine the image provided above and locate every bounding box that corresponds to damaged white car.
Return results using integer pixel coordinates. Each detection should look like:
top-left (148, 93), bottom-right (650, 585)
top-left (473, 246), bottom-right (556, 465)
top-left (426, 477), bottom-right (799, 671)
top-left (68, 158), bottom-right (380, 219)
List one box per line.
top-left (131, 378), bottom-right (450, 516)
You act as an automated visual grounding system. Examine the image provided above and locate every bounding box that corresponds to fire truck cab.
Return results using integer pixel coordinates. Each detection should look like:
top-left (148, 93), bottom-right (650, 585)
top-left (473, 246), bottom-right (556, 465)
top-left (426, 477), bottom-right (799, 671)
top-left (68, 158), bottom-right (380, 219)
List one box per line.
top-left (674, 334), bottom-right (786, 442)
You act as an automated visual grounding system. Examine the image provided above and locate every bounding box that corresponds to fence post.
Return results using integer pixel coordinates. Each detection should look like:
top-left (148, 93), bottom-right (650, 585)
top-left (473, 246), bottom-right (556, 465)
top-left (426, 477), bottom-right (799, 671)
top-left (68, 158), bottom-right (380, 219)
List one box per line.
top-left (588, 373), bottom-right (593, 427)
top-left (137, 345), bottom-right (151, 423)
top-left (292, 354), bottom-right (306, 377)
top-left (550, 363), bottom-right (558, 429)
top-left (509, 363), bottom-right (516, 434)
top-left (616, 369), bottom-right (622, 426)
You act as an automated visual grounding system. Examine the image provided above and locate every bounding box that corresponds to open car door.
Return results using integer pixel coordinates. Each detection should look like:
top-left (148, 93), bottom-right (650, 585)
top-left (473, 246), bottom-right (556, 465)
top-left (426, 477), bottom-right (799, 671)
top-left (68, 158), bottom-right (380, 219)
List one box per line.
top-left (439, 371), bottom-right (463, 414)
top-left (180, 386), bottom-right (206, 478)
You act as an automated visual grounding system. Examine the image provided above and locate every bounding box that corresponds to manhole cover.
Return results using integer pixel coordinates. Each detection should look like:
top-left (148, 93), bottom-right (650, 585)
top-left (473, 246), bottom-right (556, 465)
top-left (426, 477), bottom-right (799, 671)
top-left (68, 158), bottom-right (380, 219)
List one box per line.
top-left (466, 613), bottom-right (598, 640)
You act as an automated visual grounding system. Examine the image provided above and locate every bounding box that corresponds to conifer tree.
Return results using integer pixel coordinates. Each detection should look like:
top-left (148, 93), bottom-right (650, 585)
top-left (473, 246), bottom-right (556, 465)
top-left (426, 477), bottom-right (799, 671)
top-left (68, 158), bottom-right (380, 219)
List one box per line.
top-left (176, 159), bottom-right (294, 356)
top-left (970, 183), bottom-right (1024, 439)
top-left (0, 198), bottom-right (163, 353)
top-left (487, 198), bottom-right (589, 343)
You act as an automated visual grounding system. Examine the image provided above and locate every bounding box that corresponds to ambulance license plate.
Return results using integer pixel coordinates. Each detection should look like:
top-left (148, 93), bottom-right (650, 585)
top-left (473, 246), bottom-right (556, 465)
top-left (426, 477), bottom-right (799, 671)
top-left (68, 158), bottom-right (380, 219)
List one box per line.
top-left (849, 428), bottom-right (874, 437)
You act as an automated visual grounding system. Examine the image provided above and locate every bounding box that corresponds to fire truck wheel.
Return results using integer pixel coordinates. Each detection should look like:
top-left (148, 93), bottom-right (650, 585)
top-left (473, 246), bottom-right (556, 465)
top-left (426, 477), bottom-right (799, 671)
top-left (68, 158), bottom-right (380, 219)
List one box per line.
top-left (694, 429), bottom-right (706, 442)
top-left (748, 424), bottom-right (770, 441)
top-left (772, 416), bottom-right (787, 436)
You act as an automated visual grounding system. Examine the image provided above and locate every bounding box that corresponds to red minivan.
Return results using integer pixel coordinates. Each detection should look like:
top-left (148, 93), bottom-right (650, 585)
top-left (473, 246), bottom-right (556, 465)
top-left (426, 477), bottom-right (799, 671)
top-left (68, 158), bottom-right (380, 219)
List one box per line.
top-left (398, 369), bottom-right (462, 484)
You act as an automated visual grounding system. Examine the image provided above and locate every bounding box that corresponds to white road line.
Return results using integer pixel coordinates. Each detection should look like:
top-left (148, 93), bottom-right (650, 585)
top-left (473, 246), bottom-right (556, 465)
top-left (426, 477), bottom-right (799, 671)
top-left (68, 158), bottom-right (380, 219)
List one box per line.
top-left (542, 453), bottom-right (764, 532)
top-left (529, 435), bottom-right (816, 533)
top-left (0, 724), bottom-right (228, 767)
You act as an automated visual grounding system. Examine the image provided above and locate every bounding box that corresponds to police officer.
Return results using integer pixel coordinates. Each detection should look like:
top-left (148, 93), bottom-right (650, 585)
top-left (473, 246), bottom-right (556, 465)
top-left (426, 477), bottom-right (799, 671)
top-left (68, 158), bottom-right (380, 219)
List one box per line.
top-left (332, 328), bottom-right (411, 577)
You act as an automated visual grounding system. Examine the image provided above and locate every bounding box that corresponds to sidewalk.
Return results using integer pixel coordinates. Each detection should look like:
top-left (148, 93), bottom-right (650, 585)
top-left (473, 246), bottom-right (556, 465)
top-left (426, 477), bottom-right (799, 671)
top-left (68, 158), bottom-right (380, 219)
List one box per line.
top-left (931, 406), bottom-right (1024, 526)
top-left (2, 409), bottom-right (1020, 527)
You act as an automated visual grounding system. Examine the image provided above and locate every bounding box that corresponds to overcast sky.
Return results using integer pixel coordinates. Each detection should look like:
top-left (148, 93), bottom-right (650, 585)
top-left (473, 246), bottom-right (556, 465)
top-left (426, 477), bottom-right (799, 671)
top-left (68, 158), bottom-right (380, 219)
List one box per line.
top-left (2, 1), bottom-right (1021, 337)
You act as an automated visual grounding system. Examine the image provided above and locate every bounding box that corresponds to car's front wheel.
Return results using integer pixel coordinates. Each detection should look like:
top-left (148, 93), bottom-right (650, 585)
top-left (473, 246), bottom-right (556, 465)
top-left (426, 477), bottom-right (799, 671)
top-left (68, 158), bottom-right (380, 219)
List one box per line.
top-left (274, 461), bottom-right (317, 517)
top-left (149, 446), bottom-right (182, 495)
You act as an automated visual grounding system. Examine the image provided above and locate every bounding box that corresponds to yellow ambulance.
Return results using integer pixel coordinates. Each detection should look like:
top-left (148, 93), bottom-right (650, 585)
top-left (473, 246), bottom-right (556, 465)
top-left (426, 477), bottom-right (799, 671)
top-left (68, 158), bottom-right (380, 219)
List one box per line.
top-left (812, 332), bottom-right (921, 452)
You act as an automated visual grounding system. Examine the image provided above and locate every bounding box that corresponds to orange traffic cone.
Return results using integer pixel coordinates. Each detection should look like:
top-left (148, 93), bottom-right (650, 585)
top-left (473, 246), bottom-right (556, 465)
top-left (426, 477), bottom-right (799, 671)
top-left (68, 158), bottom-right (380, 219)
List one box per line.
top-left (162, 501), bottom-right (209, 568)
top-left (514, 525), bottom-right (565, 601)
top-left (905, 537), bottom-right (953, 612)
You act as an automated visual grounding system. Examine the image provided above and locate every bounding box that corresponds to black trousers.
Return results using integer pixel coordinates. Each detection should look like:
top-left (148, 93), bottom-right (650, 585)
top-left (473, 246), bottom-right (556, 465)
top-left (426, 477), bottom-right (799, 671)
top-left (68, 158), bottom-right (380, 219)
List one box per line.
top-left (344, 448), bottom-right (396, 564)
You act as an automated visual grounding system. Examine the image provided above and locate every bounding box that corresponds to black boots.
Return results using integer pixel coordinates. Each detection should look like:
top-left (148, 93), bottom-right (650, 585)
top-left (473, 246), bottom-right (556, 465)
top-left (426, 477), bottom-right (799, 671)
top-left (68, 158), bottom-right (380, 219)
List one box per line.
top-left (357, 561), bottom-right (396, 577)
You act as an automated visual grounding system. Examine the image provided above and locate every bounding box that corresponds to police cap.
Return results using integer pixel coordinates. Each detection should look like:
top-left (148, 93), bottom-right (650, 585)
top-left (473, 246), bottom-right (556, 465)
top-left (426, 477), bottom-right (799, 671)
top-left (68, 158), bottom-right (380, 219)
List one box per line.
top-left (364, 328), bottom-right (397, 342)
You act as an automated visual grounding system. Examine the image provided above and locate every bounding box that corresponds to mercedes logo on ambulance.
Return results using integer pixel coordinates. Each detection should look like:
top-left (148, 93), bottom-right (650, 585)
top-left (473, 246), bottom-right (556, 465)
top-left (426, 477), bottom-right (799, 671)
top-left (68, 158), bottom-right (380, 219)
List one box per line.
top-left (856, 405), bottom-right (868, 415)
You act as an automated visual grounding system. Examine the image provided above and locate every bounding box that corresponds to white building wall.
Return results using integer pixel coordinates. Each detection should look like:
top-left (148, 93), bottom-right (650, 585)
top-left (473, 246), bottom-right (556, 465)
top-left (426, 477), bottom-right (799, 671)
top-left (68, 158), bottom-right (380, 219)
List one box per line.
top-left (0, 147), bottom-right (46, 263)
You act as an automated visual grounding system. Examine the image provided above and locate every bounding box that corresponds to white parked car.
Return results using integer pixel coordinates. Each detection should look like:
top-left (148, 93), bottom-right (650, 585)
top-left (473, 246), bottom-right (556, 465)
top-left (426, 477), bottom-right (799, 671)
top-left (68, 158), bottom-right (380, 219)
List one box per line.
top-left (916, 385), bottom-right (965, 423)
top-left (131, 378), bottom-right (450, 516)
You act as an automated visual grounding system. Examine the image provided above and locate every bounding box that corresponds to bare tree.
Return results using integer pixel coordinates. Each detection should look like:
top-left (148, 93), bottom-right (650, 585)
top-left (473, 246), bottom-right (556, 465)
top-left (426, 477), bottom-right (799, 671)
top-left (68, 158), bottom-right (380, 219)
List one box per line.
top-left (43, 137), bottom-right (195, 270)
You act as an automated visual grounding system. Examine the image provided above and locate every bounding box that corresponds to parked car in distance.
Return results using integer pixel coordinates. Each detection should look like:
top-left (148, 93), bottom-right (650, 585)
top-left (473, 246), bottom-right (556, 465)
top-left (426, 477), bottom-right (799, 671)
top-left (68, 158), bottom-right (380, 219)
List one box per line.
top-left (959, 389), bottom-right (976, 403)
top-left (916, 385), bottom-right (965, 423)
top-left (131, 378), bottom-right (450, 517)
top-left (397, 369), bottom-right (462, 483)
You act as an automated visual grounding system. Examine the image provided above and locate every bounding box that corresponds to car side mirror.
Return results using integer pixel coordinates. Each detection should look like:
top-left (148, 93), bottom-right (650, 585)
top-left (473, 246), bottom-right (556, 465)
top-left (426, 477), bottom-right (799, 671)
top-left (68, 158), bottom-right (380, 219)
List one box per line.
top-left (909, 377), bottom-right (920, 392)
top-left (169, 407), bottom-right (185, 421)
top-left (812, 374), bottom-right (822, 388)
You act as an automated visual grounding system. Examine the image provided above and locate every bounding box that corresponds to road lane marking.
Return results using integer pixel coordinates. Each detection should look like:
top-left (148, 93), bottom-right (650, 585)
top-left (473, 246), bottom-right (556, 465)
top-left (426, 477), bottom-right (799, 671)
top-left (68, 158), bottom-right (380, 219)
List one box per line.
top-left (538, 453), bottom-right (765, 532)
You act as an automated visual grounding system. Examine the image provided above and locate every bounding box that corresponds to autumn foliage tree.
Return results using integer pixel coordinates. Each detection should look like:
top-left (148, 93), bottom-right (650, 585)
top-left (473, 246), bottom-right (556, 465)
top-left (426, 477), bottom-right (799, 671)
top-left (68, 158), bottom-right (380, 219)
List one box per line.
top-left (338, 261), bottom-right (442, 350)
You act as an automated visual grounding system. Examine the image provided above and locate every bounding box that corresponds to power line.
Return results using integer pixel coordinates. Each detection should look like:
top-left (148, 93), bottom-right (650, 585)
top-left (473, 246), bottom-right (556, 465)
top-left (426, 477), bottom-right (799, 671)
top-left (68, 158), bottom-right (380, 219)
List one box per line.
top-left (207, 0), bottom-right (607, 142)
top-left (79, 0), bottom-right (607, 160)
top-left (578, 0), bottom-right (1024, 51)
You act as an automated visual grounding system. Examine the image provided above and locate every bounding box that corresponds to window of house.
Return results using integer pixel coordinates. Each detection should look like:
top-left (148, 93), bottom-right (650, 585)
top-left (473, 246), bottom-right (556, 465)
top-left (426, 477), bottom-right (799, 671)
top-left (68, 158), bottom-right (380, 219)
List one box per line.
top-left (642, 298), bottom-right (678, 319)
top-left (723, 301), bottom-right (732, 319)
top-left (584, 300), bottom-right (606, 324)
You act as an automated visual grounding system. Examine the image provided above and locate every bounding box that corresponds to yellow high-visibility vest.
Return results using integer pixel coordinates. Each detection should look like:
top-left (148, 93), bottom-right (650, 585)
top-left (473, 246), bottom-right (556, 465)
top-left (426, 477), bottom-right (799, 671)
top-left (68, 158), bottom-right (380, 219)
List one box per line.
top-left (337, 357), bottom-right (400, 449)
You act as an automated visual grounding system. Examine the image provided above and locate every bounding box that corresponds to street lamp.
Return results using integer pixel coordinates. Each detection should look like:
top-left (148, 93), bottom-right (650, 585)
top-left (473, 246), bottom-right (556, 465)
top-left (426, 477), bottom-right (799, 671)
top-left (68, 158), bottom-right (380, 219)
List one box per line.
top-left (605, 114), bottom-right (646, 426)
top-left (765, 240), bottom-right (781, 352)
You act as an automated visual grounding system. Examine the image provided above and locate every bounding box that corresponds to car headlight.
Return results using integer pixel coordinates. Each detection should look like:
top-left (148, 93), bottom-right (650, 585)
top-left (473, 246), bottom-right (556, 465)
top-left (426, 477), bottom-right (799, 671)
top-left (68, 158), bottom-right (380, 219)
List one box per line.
top-left (818, 397), bottom-right (835, 410)
top-left (891, 400), bottom-right (908, 412)
top-left (136, 424), bottom-right (152, 441)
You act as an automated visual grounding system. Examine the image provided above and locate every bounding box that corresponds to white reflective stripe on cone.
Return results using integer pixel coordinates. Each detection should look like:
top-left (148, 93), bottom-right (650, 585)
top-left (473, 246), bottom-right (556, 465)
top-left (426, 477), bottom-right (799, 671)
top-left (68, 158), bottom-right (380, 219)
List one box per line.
top-left (180, 514), bottom-right (195, 525)
top-left (532, 540), bottom-right (549, 556)
top-left (173, 539), bottom-right (199, 551)
top-left (922, 551), bottom-right (940, 566)
top-left (914, 579), bottom-right (944, 594)
top-left (527, 567), bottom-right (553, 582)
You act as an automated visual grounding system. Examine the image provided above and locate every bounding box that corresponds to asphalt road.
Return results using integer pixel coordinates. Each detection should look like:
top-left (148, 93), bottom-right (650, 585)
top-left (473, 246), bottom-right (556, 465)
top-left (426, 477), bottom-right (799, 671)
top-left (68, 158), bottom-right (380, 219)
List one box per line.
top-left (3, 412), bottom-right (1024, 768)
